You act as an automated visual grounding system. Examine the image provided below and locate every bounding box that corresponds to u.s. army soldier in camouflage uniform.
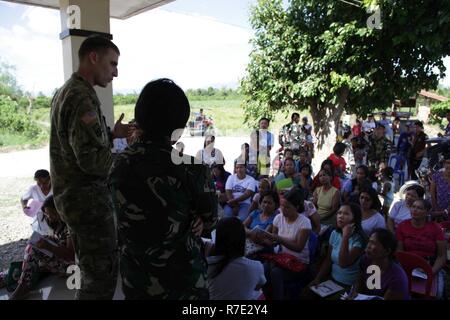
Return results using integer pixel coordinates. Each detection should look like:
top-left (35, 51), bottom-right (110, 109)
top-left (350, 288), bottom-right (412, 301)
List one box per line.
top-left (50, 36), bottom-right (130, 299)
top-left (109, 79), bottom-right (218, 300)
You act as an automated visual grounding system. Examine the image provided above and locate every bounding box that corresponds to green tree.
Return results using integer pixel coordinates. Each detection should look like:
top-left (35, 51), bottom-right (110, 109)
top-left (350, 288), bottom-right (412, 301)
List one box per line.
top-left (0, 60), bottom-right (23, 98)
top-left (430, 99), bottom-right (450, 126)
top-left (241, 0), bottom-right (450, 147)
top-left (437, 85), bottom-right (450, 98)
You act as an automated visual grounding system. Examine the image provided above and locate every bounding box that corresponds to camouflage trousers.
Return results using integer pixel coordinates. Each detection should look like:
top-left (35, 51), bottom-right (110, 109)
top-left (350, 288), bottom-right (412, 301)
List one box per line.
top-left (58, 189), bottom-right (118, 300)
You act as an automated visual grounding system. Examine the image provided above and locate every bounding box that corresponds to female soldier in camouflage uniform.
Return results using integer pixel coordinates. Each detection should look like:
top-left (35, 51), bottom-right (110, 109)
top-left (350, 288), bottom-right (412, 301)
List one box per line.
top-left (109, 79), bottom-right (217, 299)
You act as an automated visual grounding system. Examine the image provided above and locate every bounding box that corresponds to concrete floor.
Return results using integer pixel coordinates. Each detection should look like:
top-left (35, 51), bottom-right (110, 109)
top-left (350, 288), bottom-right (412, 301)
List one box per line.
top-left (0, 275), bottom-right (124, 300)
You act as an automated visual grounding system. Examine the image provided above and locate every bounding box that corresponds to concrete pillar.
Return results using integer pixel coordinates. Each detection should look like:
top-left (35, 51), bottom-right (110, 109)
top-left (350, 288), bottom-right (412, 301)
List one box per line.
top-left (58, 0), bottom-right (115, 127)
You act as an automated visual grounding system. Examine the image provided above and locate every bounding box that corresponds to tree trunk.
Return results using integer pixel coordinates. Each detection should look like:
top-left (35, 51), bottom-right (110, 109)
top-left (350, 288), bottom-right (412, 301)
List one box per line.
top-left (309, 87), bottom-right (349, 165)
top-left (27, 96), bottom-right (33, 115)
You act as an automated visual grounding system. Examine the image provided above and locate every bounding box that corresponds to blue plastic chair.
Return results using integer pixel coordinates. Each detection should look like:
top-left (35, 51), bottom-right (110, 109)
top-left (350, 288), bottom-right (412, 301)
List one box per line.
top-left (389, 154), bottom-right (406, 188)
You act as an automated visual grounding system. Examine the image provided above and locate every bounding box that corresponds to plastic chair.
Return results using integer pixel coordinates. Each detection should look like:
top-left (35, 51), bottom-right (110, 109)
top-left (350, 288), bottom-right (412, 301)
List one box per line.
top-left (389, 154), bottom-right (406, 187)
top-left (439, 221), bottom-right (450, 272)
top-left (439, 221), bottom-right (450, 231)
top-left (395, 251), bottom-right (437, 299)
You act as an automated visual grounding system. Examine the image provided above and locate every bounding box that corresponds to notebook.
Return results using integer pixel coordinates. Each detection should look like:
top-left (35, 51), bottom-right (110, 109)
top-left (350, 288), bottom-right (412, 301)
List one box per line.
top-left (412, 268), bottom-right (427, 280)
top-left (310, 280), bottom-right (344, 297)
top-left (27, 231), bottom-right (56, 258)
top-left (341, 292), bottom-right (384, 300)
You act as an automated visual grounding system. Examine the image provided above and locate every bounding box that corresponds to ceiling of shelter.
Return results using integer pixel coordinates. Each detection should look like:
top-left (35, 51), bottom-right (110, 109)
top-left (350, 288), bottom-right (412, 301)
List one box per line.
top-left (1, 0), bottom-right (175, 19)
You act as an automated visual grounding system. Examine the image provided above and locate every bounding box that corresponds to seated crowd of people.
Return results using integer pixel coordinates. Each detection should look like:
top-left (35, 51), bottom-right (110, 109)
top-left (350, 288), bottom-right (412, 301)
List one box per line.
top-left (1, 110), bottom-right (449, 301)
top-left (202, 111), bottom-right (450, 300)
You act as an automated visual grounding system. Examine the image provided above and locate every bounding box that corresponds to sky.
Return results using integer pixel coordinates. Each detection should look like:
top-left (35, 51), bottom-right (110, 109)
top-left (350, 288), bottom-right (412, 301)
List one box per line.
top-left (0, 0), bottom-right (449, 95)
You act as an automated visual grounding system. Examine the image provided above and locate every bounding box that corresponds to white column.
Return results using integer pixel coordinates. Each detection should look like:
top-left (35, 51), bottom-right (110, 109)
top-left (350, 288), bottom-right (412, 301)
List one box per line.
top-left (58, 0), bottom-right (115, 127)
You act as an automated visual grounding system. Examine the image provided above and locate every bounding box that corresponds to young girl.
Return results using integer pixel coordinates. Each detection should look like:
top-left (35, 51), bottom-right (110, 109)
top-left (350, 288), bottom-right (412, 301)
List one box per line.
top-left (299, 164), bottom-right (313, 198)
top-left (9, 195), bottom-right (74, 300)
top-left (304, 203), bottom-right (365, 299)
top-left (207, 217), bottom-right (266, 300)
top-left (211, 164), bottom-right (232, 208)
top-left (379, 167), bottom-right (395, 217)
top-left (248, 178), bottom-right (272, 214)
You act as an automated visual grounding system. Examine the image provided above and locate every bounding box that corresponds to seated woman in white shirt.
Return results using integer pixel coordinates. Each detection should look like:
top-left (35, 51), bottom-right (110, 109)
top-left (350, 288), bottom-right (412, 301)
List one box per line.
top-left (207, 217), bottom-right (266, 300)
top-left (387, 184), bottom-right (424, 233)
top-left (195, 135), bottom-right (225, 168)
top-left (359, 187), bottom-right (386, 237)
top-left (224, 163), bottom-right (256, 221)
top-left (20, 169), bottom-right (53, 235)
top-left (260, 187), bottom-right (312, 300)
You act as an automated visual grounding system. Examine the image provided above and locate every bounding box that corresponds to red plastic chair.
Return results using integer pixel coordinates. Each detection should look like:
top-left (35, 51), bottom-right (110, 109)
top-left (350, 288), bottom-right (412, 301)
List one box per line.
top-left (440, 221), bottom-right (450, 271)
top-left (395, 251), bottom-right (437, 299)
top-left (439, 221), bottom-right (450, 231)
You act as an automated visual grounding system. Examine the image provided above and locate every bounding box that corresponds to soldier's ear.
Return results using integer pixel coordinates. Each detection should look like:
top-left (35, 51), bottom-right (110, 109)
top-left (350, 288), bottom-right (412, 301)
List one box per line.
top-left (87, 51), bottom-right (99, 65)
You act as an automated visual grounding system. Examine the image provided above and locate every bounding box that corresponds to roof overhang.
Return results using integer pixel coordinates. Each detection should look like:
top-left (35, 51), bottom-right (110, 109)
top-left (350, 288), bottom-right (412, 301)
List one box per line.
top-left (1, 0), bottom-right (175, 19)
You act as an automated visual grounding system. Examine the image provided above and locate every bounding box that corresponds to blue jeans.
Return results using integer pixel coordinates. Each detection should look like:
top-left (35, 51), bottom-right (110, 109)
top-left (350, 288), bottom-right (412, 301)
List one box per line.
top-left (223, 203), bottom-right (251, 221)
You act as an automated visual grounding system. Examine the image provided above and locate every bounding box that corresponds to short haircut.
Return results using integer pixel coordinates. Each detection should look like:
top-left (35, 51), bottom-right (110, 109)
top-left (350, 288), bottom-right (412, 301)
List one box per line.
top-left (259, 117), bottom-right (270, 124)
top-left (284, 157), bottom-right (296, 166)
top-left (42, 195), bottom-right (56, 212)
top-left (414, 198), bottom-right (432, 211)
top-left (405, 184), bottom-right (425, 198)
top-left (259, 191), bottom-right (280, 208)
top-left (135, 78), bottom-right (190, 140)
top-left (291, 113), bottom-right (300, 120)
top-left (414, 120), bottom-right (424, 128)
top-left (333, 142), bottom-right (346, 156)
top-left (34, 169), bottom-right (50, 180)
top-left (78, 35), bottom-right (120, 60)
top-left (300, 164), bottom-right (312, 176)
top-left (381, 166), bottom-right (394, 179)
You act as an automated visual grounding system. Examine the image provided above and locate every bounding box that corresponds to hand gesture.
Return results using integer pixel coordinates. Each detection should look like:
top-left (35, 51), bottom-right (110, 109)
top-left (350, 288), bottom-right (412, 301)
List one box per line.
top-left (342, 223), bottom-right (355, 239)
top-left (309, 278), bottom-right (320, 288)
top-left (113, 113), bottom-right (132, 139)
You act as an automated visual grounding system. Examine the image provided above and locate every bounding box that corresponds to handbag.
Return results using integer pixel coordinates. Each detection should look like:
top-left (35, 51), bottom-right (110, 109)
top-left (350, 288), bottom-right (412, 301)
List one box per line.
top-left (260, 252), bottom-right (307, 272)
top-left (6, 261), bottom-right (22, 292)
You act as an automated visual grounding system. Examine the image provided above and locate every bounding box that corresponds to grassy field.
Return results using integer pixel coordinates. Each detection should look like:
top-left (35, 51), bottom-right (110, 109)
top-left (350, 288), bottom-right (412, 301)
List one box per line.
top-left (0, 97), bottom-right (310, 151)
top-left (115, 98), bottom-right (309, 137)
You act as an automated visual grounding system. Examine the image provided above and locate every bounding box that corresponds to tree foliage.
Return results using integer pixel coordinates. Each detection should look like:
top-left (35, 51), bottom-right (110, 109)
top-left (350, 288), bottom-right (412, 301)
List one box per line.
top-left (242, 0), bottom-right (450, 147)
top-left (430, 99), bottom-right (450, 125)
top-left (0, 61), bottom-right (23, 98)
